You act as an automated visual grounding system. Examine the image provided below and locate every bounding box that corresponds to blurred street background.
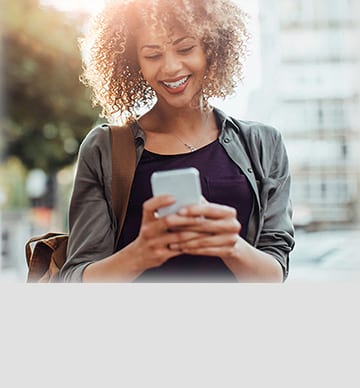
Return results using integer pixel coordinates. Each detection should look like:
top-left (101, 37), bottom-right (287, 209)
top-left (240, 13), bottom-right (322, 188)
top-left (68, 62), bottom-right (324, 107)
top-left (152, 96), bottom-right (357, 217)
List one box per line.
top-left (1, 0), bottom-right (360, 283)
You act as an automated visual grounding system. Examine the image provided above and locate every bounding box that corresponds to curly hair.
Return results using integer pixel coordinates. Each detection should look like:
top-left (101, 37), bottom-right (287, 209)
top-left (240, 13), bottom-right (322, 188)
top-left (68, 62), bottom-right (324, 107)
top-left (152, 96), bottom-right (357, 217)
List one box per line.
top-left (80, 0), bottom-right (250, 122)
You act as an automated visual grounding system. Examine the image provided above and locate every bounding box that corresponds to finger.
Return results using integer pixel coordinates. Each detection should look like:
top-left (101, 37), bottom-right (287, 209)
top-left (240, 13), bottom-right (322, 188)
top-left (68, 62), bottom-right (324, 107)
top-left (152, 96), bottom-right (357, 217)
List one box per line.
top-left (169, 233), bottom-right (239, 251)
top-left (148, 230), bottom-right (207, 249)
top-left (182, 246), bottom-right (234, 257)
top-left (142, 195), bottom-right (176, 223)
top-left (167, 217), bottom-right (241, 235)
top-left (194, 218), bottom-right (241, 234)
top-left (164, 213), bottom-right (206, 229)
top-left (178, 203), bottom-right (237, 220)
top-left (141, 212), bottom-right (205, 239)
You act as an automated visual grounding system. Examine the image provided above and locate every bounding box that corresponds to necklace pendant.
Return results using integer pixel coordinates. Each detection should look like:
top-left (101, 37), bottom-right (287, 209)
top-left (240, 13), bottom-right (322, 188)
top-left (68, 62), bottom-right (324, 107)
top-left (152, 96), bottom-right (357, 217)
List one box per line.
top-left (185, 144), bottom-right (196, 152)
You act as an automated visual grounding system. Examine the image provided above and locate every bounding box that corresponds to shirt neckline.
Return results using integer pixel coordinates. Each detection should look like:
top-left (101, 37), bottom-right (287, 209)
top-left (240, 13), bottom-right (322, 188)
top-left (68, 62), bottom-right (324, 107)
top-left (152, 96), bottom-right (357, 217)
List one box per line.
top-left (143, 138), bottom-right (219, 157)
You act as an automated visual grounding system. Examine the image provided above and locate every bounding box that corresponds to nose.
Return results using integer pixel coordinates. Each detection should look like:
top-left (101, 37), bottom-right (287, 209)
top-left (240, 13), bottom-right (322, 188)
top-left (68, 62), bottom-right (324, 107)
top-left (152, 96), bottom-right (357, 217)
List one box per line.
top-left (162, 51), bottom-right (182, 76)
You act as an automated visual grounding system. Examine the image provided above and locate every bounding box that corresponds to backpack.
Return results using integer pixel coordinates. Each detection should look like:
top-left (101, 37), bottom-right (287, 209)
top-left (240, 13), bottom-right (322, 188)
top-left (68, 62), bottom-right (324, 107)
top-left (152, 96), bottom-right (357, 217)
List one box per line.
top-left (25, 124), bottom-right (136, 282)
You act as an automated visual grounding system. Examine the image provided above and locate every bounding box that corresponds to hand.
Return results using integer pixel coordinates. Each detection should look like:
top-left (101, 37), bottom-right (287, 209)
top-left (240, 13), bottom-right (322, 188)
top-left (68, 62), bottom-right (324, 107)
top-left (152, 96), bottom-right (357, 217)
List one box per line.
top-left (164, 198), bottom-right (242, 259)
top-left (131, 195), bottom-right (206, 271)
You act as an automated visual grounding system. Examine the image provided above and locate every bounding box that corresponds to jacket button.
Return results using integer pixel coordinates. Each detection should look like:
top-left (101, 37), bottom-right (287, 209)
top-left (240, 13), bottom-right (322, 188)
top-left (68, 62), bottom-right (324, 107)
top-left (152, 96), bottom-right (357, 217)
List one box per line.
top-left (224, 138), bottom-right (231, 143)
top-left (247, 168), bottom-right (253, 173)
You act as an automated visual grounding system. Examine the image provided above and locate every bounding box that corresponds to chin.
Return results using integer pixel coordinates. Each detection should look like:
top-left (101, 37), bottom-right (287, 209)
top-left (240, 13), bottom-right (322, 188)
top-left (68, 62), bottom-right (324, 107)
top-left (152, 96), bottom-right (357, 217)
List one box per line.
top-left (159, 93), bottom-right (202, 111)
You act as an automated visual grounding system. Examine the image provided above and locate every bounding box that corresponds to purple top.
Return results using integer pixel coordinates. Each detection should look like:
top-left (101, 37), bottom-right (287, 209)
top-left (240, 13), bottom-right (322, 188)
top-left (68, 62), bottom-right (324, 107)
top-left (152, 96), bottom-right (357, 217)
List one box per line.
top-left (117, 139), bottom-right (253, 282)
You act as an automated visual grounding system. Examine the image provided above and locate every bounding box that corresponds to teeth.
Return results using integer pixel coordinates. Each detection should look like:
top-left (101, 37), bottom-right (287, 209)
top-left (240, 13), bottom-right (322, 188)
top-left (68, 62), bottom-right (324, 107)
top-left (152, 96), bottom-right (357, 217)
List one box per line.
top-left (163, 76), bottom-right (189, 88)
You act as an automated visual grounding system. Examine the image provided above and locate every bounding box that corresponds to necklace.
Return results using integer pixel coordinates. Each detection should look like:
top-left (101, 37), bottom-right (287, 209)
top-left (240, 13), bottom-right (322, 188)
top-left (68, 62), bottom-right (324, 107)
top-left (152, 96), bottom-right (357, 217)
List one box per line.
top-left (169, 112), bottom-right (213, 152)
top-left (172, 133), bottom-right (199, 152)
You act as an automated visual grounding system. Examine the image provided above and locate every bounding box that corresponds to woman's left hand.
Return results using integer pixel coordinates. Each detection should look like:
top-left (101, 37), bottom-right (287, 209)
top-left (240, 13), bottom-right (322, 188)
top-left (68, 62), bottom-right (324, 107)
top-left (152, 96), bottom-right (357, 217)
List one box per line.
top-left (165, 197), bottom-right (242, 259)
top-left (164, 198), bottom-right (283, 282)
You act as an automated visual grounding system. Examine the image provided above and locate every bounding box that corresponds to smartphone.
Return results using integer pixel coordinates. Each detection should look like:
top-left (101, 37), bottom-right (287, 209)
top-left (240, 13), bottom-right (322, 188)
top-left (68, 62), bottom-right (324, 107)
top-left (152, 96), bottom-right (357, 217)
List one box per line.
top-left (150, 167), bottom-right (202, 217)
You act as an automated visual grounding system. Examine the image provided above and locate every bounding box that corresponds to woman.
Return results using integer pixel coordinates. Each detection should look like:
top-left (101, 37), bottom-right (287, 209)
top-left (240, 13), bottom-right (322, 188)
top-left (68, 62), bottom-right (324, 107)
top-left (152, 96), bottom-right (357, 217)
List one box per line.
top-left (59, 0), bottom-right (295, 283)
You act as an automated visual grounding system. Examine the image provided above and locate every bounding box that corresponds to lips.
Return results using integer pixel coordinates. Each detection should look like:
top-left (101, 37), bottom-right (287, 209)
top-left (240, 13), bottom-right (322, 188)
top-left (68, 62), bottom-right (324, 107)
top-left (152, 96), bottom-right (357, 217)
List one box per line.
top-left (162, 76), bottom-right (190, 88)
top-left (160, 75), bottom-right (190, 94)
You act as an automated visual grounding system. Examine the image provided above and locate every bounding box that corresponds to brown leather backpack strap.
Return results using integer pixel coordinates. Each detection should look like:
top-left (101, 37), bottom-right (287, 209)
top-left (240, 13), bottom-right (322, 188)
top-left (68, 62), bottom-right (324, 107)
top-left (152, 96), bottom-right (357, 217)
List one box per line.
top-left (109, 124), bottom-right (137, 247)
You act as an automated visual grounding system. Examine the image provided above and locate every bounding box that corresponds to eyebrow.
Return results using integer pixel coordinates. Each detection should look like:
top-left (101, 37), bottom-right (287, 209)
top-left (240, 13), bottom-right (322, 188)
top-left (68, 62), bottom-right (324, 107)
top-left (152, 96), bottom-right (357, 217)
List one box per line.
top-left (140, 36), bottom-right (196, 51)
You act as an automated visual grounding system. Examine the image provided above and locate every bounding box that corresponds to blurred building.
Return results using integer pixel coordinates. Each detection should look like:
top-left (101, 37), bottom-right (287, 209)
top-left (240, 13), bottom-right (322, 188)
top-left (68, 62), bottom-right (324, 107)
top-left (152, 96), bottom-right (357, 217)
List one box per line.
top-left (247, 0), bottom-right (360, 228)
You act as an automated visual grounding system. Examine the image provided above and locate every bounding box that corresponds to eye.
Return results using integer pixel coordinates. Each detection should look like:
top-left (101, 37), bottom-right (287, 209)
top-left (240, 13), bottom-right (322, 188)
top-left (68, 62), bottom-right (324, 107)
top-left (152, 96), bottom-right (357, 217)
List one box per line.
top-left (178, 46), bottom-right (195, 54)
top-left (144, 53), bottom-right (162, 60)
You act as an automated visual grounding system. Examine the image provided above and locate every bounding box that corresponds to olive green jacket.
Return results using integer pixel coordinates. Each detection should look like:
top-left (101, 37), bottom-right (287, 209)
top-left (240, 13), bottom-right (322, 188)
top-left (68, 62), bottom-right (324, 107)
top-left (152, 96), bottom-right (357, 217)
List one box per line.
top-left (59, 108), bottom-right (295, 282)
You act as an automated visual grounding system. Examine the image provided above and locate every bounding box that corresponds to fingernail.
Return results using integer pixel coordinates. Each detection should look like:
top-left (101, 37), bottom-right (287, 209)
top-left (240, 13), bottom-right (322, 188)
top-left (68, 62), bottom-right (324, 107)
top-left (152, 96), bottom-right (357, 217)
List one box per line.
top-left (178, 208), bottom-right (187, 215)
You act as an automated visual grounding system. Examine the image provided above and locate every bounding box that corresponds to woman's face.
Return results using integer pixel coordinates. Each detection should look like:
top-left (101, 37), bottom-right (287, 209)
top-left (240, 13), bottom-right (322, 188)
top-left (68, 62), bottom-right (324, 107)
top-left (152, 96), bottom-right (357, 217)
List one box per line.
top-left (136, 24), bottom-right (207, 110)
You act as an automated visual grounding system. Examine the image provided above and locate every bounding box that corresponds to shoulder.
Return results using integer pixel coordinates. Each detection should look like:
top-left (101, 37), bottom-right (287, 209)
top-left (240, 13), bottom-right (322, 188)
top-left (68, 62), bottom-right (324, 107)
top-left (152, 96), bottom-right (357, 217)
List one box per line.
top-left (232, 118), bottom-right (288, 168)
top-left (214, 107), bottom-right (283, 147)
top-left (78, 123), bottom-right (112, 159)
top-left (233, 118), bottom-right (283, 148)
top-left (72, 124), bottom-right (114, 181)
top-left (215, 108), bottom-right (289, 176)
top-left (80, 123), bottom-right (111, 149)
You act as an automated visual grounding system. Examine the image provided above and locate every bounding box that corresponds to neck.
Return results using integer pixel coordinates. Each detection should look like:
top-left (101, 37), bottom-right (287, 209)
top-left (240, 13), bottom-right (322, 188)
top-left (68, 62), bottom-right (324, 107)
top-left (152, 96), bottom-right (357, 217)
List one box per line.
top-left (137, 102), bottom-right (218, 155)
top-left (151, 103), bottom-right (212, 135)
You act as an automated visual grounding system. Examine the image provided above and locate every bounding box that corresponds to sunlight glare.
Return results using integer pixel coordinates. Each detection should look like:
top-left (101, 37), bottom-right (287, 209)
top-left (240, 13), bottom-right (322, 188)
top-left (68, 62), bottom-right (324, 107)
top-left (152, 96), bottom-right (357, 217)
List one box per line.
top-left (40, 0), bottom-right (257, 16)
top-left (40, 0), bottom-right (105, 14)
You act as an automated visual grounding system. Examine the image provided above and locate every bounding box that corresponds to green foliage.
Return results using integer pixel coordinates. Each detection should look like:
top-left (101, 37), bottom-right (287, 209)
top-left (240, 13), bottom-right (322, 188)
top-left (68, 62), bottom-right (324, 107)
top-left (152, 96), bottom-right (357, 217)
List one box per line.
top-left (0, 157), bottom-right (29, 208)
top-left (1, 0), bottom-right (103, 174)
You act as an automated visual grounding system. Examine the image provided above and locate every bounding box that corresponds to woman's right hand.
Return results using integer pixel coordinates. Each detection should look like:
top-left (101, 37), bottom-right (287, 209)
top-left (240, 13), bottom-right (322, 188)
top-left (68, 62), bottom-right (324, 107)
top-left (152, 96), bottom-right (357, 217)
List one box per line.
top-left (129, 195), bottom-right (203, 272)
top-left (82, 196), bottom-right (205, 282)
top-left (83, 195), bottom-right (210, 282)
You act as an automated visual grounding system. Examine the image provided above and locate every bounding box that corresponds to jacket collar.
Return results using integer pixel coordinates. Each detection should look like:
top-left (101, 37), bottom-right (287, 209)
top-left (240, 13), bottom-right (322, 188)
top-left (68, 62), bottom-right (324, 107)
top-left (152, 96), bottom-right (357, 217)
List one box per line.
top-left (212, 107), bottom-right (240, 133)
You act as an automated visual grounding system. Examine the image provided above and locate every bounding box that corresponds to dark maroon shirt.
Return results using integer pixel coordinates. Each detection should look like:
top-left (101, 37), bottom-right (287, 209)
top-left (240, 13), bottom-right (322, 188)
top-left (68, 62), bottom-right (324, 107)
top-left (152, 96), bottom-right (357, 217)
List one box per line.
top-left (117, 140), bottom-right (253, 282)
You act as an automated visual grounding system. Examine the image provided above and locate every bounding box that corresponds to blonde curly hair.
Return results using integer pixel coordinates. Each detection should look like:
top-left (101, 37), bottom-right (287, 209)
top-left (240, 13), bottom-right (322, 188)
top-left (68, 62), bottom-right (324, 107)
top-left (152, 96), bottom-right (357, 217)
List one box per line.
top-left (80, 0), bottom-right (250, 123)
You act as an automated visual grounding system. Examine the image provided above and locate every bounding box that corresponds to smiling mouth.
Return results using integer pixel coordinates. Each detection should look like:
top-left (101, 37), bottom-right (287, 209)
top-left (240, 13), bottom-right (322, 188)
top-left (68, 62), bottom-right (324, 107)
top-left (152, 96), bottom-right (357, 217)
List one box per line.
top-left (161, 76), bottom-right (190, 89)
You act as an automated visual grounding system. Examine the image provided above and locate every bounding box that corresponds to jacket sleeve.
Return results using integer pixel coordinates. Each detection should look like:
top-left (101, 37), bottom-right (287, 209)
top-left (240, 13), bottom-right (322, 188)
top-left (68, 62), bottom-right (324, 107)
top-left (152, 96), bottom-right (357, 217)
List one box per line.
top-left (59, 125), bottom-right (117, 282)
top-left (254, 127), bottom-right (295, 280)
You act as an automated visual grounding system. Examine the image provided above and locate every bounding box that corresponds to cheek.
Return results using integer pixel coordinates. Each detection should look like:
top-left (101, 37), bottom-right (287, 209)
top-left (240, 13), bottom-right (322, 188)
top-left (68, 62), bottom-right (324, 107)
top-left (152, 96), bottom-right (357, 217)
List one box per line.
top-left (138, 64), bottom-right (156, 83)
top-left (192, 53), bottom-right (208, 76)
top-left (192, 60), bottom-right (207, 82)
top-left (137, 56), bottom-right (154, 78)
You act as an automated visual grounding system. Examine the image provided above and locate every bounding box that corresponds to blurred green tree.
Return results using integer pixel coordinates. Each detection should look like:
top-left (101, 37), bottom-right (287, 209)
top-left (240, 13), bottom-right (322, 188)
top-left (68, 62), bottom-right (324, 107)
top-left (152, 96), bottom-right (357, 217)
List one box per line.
top-left (1, 0), bottom-right (102, 174)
